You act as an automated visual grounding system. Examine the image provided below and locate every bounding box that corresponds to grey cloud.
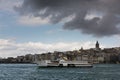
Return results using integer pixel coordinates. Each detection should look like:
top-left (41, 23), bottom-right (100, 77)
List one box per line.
top-left (15, 0), bottom-right (120, 37)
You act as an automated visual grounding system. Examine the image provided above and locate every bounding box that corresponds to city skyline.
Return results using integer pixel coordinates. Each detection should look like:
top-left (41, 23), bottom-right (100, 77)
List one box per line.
top-left (0, 0), bottom-right (120, 57)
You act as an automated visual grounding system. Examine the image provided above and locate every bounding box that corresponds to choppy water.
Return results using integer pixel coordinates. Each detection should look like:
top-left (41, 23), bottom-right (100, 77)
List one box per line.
top-left (0, 64), bottom-right (120, 80)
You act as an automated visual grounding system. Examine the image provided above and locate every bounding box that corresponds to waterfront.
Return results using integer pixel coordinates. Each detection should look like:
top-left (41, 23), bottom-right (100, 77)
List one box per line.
top-left (0, 64), bottom-right (120, 80)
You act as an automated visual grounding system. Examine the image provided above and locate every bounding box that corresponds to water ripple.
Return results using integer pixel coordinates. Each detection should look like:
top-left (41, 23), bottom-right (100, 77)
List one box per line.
top-left (0, 64), bottom-right (120, 80)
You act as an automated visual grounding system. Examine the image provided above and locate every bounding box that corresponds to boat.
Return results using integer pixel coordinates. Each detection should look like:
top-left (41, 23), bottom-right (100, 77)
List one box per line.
top-left (36, 59), bottom-right (93, 68)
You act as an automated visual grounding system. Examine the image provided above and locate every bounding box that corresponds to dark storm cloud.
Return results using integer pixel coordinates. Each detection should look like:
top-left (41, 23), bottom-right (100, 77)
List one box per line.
top-left (15, 0), bottom-right (120, 37)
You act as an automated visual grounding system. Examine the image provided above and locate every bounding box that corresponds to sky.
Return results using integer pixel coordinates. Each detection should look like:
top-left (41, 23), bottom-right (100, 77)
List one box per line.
top-left (0, 0), bottom-right (120, 57)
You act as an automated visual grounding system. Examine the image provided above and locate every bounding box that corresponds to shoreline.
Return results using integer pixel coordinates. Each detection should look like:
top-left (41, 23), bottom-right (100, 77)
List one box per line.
top-left (0, 63), bottom-right (119, 64)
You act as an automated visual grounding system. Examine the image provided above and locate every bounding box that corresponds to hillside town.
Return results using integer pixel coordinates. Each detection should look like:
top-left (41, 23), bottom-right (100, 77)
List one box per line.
top-left (1, 41), bottom-right (120, 64)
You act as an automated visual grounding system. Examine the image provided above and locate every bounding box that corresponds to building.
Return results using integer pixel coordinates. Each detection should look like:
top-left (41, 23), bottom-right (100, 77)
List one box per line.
top-left (96, 41), bottom-right (99, 49)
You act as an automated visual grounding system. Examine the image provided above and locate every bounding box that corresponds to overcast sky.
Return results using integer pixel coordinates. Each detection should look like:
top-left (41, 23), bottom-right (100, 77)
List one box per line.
top-left (0, 0), bottom-right (120, 57)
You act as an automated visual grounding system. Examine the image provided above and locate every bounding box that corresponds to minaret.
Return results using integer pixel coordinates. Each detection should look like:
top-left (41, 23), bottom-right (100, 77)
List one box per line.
top-left (96, 41), bottom-right (99, 49)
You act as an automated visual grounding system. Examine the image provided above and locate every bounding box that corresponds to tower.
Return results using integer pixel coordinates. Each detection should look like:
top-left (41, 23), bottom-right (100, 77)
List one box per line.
top-left (80, 47), bottom-right (83, 51)
top-left (96, 41), bottom-right (99, 49)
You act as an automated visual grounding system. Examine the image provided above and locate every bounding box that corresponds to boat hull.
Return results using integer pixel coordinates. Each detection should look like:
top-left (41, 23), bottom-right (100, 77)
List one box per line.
top-left (38, 65), bottom-right (93, 68)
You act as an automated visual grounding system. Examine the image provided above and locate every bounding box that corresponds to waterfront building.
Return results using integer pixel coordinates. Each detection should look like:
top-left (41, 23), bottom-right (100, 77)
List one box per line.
top-left (17, 56), bottom-right (25, 62)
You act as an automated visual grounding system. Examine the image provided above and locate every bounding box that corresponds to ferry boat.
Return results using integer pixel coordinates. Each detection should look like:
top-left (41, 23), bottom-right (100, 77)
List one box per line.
top-left (36, 60), bottom-right (93, 68)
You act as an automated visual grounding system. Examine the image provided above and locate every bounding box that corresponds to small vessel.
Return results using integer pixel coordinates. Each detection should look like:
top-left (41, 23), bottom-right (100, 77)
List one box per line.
top-left (36, 60), bottom-right (93, 68)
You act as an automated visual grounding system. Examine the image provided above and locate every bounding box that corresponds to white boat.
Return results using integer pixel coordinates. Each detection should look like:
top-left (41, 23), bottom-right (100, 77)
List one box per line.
top-left (36, 60), bottom-right (93, 68)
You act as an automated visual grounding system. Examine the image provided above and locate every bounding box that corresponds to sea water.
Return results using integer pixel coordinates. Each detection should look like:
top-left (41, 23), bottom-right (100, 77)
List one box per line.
top-left (0, 64), bottom-right (120, 80)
